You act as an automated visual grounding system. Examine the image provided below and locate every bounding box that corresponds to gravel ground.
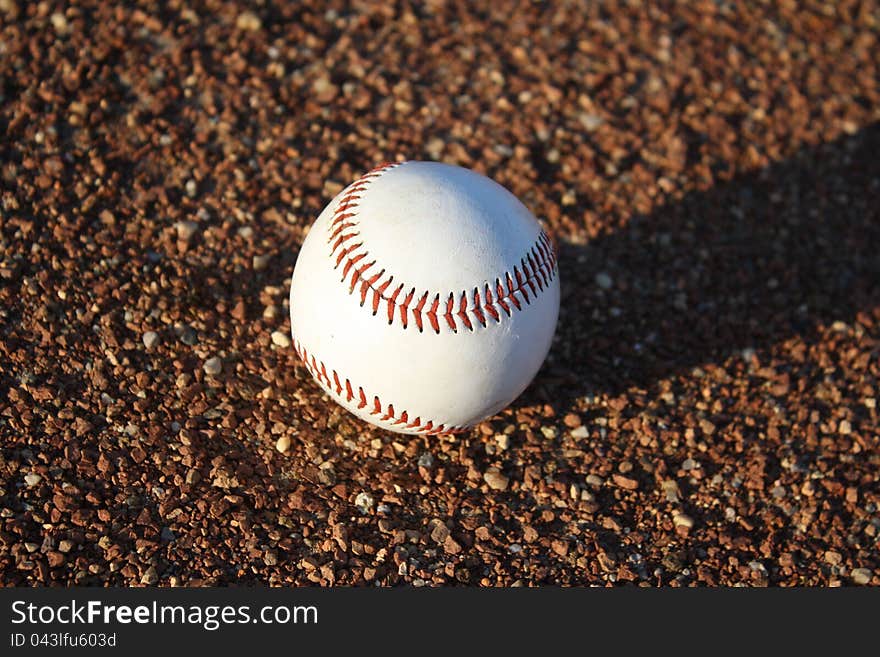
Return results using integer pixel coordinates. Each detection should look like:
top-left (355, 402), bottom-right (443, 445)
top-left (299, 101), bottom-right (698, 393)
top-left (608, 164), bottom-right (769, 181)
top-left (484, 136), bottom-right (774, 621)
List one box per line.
top-left (1, 1), bottom-right (879, 586)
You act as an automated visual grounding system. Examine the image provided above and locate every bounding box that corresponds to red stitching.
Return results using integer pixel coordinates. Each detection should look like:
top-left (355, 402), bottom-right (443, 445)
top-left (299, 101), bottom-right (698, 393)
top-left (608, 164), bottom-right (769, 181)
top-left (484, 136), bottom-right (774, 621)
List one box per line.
top-left (387, 283), bottom-right (403, 324)
top-left (444, 293), bottom-right (456, 330)
top-left (426, 294), bottom-right (440, 333)
top-left (399, 287), bottom-right (414, 329)
top-left (483, 285), bottom-right (500, 322)
top-left (413, 291), bottom-right (428, 332)
top-left (326, 162), bottom-right (558, 335)
top-left (457, 292), bottom-right (473, 330)
top-left (293, 339), bottom-right (467, 435)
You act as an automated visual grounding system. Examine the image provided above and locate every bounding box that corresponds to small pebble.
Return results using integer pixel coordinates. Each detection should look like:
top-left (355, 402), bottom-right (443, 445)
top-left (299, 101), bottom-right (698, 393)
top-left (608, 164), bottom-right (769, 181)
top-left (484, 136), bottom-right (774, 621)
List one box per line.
top-left (851, 568), bottom-right (872, 585)
top-left (203, 356), bottom-right (222, 376)
top-left (140, 566), bottom-right (159, 585)
top-left (661, 479), bottom-right (681, 503)
top-left (174, 220), bottom-right (199, 243)
top-left (142, 331), bottom-right (159, 349)
top-left (570, 425), bottom-right (589, 439)
top-left (175, 324), bottom-right (198, 346)
top-left (313, 77), bottom-right (338, 103)
top-left (579, 113), bottom-right (604, 131)
top-left (483, 468), bottom-right (509, 491)
top-left (236, 10), bottom-right (262, 31)
top-left (673, 513), bottom-right (694, 529)
top-left (354, 492), bottom-right (374, 514)
top-left (425, 137), bottom-right (445, 160)
top-left (50, 12), bottom-right (71, 36)
top-left (24, 473), bottom-right (42, 487)
top-left (563, 413), bottom-right (582, 428)
top-left (271, 330), bottom-right (291, 348)
top-left (276, 435), bottom-right (291, 453)
top-left (430, 522), bottom-right (450, 544)
top-left (595, 272), bottom-right (613, 290)
top-left (47, 551), bottom-right (65, 567)
top-left (540, 425), bottom-right (557, 439)
top-left (612, 474), bottom-right (639, 490)
top-left (253, 254), bottom-right (272, 271)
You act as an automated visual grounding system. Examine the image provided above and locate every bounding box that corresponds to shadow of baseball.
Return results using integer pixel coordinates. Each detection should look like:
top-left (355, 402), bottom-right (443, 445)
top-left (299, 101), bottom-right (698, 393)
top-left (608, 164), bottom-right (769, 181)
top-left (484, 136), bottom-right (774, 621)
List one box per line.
top-left (523, 123), bottom-right (880, 411)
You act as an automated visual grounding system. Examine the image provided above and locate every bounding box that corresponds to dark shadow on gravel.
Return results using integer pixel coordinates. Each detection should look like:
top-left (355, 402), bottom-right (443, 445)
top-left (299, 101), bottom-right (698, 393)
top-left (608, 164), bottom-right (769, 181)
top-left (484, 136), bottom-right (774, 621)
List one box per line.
top-left (528, 123), bottom-right (880, 407)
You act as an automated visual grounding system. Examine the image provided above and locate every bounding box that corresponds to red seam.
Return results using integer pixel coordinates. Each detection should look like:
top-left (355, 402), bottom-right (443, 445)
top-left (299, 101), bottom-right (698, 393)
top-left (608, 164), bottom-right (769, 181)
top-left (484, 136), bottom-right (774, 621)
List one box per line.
top-left (293, 339), bottom-right (468, 435)
top-left (326, 162), bottom-right (558, 334)
top-left (444, 293), bottom-right (456, 331)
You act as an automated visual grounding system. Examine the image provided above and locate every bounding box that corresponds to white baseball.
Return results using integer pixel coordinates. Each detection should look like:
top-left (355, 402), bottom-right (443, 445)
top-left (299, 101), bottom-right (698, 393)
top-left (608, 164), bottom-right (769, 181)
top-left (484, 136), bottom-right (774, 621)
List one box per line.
top-left (288, 161), bottom-right (560, 435)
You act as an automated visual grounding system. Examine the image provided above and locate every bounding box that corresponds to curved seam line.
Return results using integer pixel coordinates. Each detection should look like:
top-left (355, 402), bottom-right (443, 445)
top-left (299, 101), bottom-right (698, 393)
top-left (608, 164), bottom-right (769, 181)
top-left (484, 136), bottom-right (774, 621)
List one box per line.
top-left (293, 339), bottom-right (468, 435)
top-left (326, 162), bottom-right (559, 334)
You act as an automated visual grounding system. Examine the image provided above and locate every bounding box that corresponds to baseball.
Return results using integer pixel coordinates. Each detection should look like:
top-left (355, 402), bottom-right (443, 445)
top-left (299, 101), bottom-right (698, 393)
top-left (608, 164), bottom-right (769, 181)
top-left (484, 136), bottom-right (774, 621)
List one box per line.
top-left (288, 161), bottom-right (560, 435)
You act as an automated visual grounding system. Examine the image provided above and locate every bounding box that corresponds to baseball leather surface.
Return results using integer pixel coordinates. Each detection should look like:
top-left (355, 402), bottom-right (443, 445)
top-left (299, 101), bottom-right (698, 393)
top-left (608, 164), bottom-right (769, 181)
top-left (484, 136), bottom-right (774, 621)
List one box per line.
top-left (289, 161), bottom-right (560, 434)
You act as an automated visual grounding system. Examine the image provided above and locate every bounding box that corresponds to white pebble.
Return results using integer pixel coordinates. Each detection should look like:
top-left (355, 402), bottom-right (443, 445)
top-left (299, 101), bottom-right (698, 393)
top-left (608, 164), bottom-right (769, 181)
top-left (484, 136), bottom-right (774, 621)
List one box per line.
top-left (236, 11), bottom-right (262, 31)
top-left (483, 468), bottom-right (509, 491)
top-left (673, 512), bottom-right (694, 529)
top-left (24, 473), bottom-right (42, 487)
top-left (50, 12), bottom-right (71, 36)
top-left (271, 330), bottom-right (291, 348)
top-left (203, 356), bottom-right (222, 376)
top-left (175, 220), bottom-right (199, 242)
top-left (253, 254), bottom-right (272, 271)
top-left (579, 113), bottom-right (604, 131)
top-left (540, 426), bottom-right (558, 439)
top-left (425, 137), bottom-right (445, 160)
top-left (355, 492), bottom-right (374, 514)
top-left (570, 425), bottom-right (589, 439)
top-left (275, 436), bottom-right (291, 453)
top-left (142, 331), bottom-right (159, 349)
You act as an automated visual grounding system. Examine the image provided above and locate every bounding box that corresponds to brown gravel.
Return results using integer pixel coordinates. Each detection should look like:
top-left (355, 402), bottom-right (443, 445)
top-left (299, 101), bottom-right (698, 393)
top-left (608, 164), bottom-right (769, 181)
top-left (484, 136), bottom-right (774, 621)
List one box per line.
top-left (1, 1), bottom-right (879, 587)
